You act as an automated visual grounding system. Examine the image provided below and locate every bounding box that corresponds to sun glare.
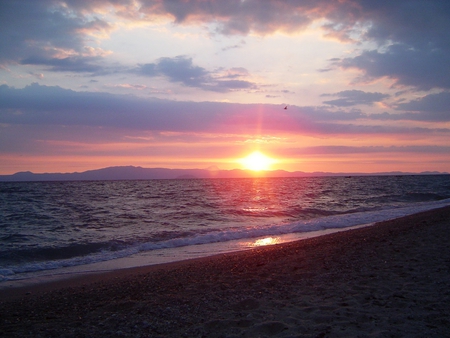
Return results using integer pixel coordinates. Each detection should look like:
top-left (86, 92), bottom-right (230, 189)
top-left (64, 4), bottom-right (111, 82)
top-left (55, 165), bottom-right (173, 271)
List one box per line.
top-left (252, 237), bottom-right (280, 247)
top-left (240, 151), bottom-right (276, 171)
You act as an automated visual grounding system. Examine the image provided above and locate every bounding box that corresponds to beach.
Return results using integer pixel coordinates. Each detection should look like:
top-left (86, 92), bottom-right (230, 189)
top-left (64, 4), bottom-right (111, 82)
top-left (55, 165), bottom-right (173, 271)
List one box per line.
top-left (1, 206), bottom-right (449, 337)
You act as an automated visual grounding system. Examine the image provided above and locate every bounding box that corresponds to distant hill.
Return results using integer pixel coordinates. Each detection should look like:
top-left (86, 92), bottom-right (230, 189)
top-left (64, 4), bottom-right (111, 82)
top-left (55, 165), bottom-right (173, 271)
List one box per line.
top-left (0, 166), bottom-right (448, 182)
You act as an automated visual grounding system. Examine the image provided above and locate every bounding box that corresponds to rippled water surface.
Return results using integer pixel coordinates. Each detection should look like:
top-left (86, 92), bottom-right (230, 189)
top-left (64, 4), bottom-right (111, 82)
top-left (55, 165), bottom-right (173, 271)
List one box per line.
top-left (1, 175), bottom-right (449, 276)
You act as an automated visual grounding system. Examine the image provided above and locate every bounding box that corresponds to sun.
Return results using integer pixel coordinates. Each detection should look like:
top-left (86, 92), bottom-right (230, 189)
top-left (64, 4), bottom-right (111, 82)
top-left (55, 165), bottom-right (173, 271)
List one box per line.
top-left (240, 151), bottom-right (276, 171)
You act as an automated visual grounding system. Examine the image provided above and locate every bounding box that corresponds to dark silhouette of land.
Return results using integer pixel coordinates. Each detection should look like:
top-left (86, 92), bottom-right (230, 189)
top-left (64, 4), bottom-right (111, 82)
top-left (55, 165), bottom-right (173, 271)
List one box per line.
top-left (0, 166), bottom-right (447, 182)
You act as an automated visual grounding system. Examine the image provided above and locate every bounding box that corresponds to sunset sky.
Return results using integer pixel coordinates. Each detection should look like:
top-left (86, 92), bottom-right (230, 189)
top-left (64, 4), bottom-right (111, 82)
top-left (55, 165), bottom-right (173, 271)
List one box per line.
top-left (1, 0), bottom-right (450, 174)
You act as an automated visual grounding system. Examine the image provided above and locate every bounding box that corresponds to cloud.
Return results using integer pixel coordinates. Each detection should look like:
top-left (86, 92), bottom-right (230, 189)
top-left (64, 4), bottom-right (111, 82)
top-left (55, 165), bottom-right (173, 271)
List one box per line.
top-left (97, 0), bottom-right (450, 94)
top-left (0, 83), bottom-right (261, 131)
top-left (332, 1), bottom-right (450, 90)
top-left (294, 145), bottom-right (450, 155)
top-left (109, 83), bottom-right (148, 90)
top-left (0, 1), bottom-right (113, 69)
top-left (395, 91), bottom-right (450, 113)
top-left (135, 56), bottom-right (257, 92)
top-left (138, 0), bottom-right (322, 36)
top-left (222, 40), bottom-right (246, 51)
top-left (137, 56), bottom-right (208, 85)
top-left (29, 72), bottom-right (44, 80)
top-left (21, 55), bottom-right (105, 73)
top-left (367, 91), bottom-right (450, 122)
top-left (321, 90), bottom-right (390, 107)
top-left (219, 67), bottom-right (249, 79)
top-left (160, 1), bottom-right (437, 90)
top-left (2, 0), bottom-right (449, 93)
top-left (1, 84), bottom-right (447, 137)
top-left (125, 0), bottom-right (450, 96)
top-left (336, 46), bottom-right (450, 90)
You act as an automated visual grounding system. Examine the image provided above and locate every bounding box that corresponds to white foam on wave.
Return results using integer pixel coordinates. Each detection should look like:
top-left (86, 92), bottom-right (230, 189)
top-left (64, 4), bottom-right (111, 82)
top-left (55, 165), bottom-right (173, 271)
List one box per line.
top-left (1, 198), bottom-right (449, 284)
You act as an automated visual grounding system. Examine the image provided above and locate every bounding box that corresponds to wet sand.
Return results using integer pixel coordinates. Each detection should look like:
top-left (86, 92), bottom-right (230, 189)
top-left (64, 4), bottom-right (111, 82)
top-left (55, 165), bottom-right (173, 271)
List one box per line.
top-left (1, 206), bottom-right (450, 337)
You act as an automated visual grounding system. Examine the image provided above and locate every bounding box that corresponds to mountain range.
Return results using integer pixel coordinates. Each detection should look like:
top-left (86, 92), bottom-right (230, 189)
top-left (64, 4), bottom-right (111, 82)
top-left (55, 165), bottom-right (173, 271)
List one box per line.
top-left (0, 166), bottom-right (448, 182)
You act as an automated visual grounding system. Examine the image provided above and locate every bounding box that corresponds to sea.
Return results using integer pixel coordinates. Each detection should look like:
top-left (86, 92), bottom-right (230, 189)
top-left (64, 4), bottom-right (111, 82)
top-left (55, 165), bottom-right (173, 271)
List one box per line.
top-left (1, 175), bottom-right (450, 285)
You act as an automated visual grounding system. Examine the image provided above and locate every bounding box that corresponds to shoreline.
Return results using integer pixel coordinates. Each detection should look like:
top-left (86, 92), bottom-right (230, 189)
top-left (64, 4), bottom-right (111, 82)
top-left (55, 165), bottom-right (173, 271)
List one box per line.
top-left (3, 199), bottom-right (449, 291)
top-left (0, 222), bottom-right (376, 293)
top-left (1, 206), bottom-right (450, 337)
top-left (0, 222), bottom-right (376, 301)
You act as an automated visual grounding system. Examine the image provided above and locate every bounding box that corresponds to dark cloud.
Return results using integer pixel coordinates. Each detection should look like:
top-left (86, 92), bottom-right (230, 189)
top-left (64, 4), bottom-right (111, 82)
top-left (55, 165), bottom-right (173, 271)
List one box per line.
top-left (295, 145), bottom-right (450, 155)
top-left (157, 56), bottom-right (209, 86)
top-left (222, 40), bottom-right (246, 51)
top-left (333, 1), bottom-right (450, 90)
top-left (367, 92), bottom-right (450, 122)
top-left (369, 111), bottom-right (450, 123)
top-left (2, 84), bottom-right (446, 137)
top-left (337, 46), bottom-right (450, 90)
top-left (395, 92), bottom-right (450, 113)
top-left (359, 1), bottom-right (450, 49)
top-left (139, 0), bottom-right (320, 36)
top-left (0, 0), bottom-right (113, 70)
top-left (0, 83), bottom-right (261, 131)
top-left (219, 67), bottom-right (249, 79)
top-left (321, 90), bottom-right (389, 107)
top-left (21, 56), bottom-right (104, 73)
top-left (135, 56), bottom-right (257, 92)
top-left (317, 67), bottom-right (333, 73)
top-left (298, 107), bottom-right (366, 122)
top-left (137, 56), bottom-right (209, 87)
top-left (138, 1), bottom-right (450, 51)
top-left (213, 80), bottom-right (255, 90)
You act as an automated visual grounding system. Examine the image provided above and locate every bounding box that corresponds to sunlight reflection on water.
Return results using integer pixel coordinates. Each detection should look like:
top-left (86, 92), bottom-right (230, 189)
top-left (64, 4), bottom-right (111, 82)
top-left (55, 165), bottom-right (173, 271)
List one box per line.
top-left (251, 237), bottom-right (281, 246)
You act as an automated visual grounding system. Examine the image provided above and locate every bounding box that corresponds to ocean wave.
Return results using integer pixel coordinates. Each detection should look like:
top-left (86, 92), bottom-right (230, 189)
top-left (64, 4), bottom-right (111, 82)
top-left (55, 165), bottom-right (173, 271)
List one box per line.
top-left (2, 198), bottom-right (449, 282)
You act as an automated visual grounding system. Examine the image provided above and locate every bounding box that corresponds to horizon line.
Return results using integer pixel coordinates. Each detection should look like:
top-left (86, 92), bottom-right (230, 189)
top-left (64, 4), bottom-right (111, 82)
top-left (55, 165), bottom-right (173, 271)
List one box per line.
top-left (4, 165), bottom-right (450, 175)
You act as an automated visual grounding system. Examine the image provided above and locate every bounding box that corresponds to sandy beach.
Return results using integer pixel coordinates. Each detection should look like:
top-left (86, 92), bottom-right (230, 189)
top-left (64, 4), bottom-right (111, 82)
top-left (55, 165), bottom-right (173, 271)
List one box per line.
top-left (1, 206), bottom-right (449, 337)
